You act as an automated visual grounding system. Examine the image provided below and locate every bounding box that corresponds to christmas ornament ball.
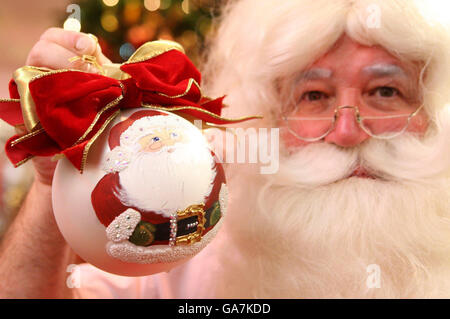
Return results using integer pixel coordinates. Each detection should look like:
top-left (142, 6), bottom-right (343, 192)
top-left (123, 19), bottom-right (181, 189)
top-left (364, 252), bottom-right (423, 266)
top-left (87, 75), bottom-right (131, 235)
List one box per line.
top-left (52, 108), bottom-right (227, 276)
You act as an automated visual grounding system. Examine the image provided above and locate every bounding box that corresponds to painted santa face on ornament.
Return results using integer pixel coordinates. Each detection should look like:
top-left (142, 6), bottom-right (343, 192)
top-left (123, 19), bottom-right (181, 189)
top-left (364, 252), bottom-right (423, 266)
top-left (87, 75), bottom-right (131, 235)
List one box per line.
top-left (138, 127), bottom-right (184, 153)
top-left (90, 109), bottom-right (228, 264)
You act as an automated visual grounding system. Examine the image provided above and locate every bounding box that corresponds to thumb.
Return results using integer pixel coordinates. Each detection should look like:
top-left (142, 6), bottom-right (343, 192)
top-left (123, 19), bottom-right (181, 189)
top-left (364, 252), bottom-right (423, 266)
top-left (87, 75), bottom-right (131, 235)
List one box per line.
top-left (39, 28), bottom-right (98, 56)
top-left (78, 34), bottom-right (113, 66)
top-left (95, 44), bottom-right (113, 65)
top-left (74, 34), bottom-right (98, 55)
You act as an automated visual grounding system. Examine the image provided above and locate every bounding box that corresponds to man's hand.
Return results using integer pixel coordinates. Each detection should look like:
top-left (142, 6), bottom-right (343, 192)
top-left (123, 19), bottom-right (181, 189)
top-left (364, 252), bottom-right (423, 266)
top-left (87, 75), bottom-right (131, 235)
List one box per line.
top-left (26, 27), bottom-right (111, 70)
top-left (0, 28), bottom-right (112, 298)
top-left (26, 28), bottom-right (112, 185)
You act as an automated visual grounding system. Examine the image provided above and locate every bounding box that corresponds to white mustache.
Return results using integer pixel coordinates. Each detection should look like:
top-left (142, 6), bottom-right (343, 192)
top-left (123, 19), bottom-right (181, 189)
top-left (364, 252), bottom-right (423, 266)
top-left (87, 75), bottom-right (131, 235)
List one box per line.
top-left (273, 128), bottom-right (450, 189)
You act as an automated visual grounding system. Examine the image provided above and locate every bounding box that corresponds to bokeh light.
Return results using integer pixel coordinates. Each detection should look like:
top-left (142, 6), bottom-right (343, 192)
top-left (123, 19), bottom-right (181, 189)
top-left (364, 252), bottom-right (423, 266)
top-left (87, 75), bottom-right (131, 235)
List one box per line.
top-left (196, 16), bottom-right (211, 36)
top-left (177, 30), bottom-right (197, 50)
top-left (68, 0), bottom-right (219, 64)
top-left (160, 0), bottom-right (172, 10)
top-left (124, 1), bottom-right (142, 25)
top-left (63, 17), bottom-right (82, 32)
top-left (144, 0), bottom-right (161, 11)
top-left (101, 12), bottom-right (119, 32)
top-left (181, 0), bottom-right (190, 14)
top-left (128, 25), bottom-right (154, 46)
top-left (119, 42), bottom-right (136, 60)
top-left (103, 0), bottom-right (120, 7)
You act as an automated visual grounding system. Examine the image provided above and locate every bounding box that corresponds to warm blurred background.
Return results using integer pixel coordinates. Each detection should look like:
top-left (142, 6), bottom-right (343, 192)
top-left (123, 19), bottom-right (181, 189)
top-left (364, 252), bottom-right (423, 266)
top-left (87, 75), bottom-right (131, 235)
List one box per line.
top-left (0, 0), bottom-right (221, 239)
top-left (72, 0), bottom-right (220, 64)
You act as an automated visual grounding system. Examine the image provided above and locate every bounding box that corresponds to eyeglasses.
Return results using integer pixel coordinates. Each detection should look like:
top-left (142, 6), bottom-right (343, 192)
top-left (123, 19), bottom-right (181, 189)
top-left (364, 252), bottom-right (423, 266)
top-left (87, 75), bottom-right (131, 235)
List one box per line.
top-left (283, 104), bottom-right (425, 142)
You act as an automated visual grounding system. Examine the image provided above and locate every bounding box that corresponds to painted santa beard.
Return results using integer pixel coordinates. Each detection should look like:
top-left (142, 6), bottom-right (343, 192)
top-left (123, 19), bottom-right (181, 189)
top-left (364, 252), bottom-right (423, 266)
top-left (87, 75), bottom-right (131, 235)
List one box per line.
top-left (212, 133), bottom-right (450, 298)
top-left (118, 143), bottom-right (215, 217)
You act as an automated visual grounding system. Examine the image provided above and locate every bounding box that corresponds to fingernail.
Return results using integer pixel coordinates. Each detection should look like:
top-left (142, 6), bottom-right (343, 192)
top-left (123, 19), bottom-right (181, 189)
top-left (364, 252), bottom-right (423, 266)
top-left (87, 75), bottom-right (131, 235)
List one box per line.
top-left (75, 36), bottom-right (92, 52)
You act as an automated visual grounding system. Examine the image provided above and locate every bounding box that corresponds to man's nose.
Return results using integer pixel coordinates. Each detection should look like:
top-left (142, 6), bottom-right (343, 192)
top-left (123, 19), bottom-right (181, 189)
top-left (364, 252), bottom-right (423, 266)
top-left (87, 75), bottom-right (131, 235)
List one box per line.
top-left (324, 89), bottom-right (370, 147)
top-left (165, 137), bottom-right (175, 146)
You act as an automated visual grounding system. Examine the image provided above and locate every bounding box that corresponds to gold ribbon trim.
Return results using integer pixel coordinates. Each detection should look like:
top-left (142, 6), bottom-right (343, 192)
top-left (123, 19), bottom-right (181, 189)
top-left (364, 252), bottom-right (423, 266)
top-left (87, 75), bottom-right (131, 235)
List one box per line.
top-left (68, 55), bottom-right (105, 75)
top-left (124, 40), bottom-right (184, 65)
top-left (10, 127), bottom-right (45, 147)
top-left (142, 104), bottom-right (263, 123)
top-left (156, 78), bottom-right (202, 101)
top-left (80, 110), bottom-right (121, 173)
top-left (13, 66), bottom-right (52, 131)
top-left (0, 98), bottom-right (20, 102)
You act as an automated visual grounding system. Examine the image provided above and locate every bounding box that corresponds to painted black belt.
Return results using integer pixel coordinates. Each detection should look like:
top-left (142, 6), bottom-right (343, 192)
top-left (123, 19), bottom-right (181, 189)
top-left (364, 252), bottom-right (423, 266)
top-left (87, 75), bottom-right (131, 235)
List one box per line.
top-left (128, 200), bottom-right (222, 247)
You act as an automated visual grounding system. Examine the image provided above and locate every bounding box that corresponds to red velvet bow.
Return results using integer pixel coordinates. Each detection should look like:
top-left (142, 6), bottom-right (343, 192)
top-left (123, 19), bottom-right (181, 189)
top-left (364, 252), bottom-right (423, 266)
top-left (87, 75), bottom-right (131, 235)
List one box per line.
top-left (0, 48), bottom-right (259, 172)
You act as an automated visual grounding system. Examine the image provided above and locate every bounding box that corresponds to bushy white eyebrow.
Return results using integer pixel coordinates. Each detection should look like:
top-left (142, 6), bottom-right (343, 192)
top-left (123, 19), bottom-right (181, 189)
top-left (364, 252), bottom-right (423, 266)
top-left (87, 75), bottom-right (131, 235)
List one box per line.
top-left (298, 68), bottom-right (333, 81)
top-left (362, 63), bottom-right (407, 78)
top-left (295, 64), bottom-right (407, 83)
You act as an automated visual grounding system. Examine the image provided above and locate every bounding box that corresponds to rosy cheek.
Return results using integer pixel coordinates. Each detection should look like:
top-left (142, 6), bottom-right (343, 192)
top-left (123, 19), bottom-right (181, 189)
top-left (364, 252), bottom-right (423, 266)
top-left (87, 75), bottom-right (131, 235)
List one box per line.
top-left (407, 114), bottom-right (429, 135)
top-left (280, 128), bottom-right (311, 149)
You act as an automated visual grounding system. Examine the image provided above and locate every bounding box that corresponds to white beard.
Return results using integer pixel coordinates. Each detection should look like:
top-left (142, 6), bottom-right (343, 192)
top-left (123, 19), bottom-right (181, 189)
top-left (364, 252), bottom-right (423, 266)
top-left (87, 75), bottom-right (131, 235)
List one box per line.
top-left (209, 126), bottom-right (450, 298)
top-left (118, 143), bottom-right (215, 217)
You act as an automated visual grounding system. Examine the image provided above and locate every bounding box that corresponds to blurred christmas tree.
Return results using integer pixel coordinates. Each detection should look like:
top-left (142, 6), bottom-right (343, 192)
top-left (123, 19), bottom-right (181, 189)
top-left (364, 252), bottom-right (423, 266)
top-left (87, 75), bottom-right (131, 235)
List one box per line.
top-left (62, 0), bottom-right (222, 64)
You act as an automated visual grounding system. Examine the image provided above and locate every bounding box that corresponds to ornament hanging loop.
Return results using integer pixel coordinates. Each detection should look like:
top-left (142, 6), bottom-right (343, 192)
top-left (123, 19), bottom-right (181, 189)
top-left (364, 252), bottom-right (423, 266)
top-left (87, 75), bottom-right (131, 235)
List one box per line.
top-left (68, 54), bottom-right (105, 75)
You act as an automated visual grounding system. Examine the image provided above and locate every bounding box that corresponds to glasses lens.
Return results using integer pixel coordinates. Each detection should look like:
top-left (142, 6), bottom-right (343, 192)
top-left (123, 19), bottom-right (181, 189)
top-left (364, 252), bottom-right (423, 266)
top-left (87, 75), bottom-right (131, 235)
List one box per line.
top-left (361, 115), bottom-right (410, 138)
top-left (285, 116), bottom-right (334, 140)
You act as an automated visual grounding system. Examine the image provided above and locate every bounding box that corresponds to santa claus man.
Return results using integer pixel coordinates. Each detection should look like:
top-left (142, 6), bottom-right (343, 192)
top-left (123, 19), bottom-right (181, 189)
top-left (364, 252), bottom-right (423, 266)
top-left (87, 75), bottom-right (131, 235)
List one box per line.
top-left (90, 109), bottom-right (226, 263)
top-left (1, 0), bottom-right (450, 299)
top-left (194, 0), bottom-right (450, 298)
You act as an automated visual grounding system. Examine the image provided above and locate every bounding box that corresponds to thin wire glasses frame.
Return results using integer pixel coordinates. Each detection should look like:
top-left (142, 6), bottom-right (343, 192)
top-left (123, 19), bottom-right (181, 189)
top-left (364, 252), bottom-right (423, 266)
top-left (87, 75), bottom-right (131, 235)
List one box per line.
top-left (283, 104), bottom-right (425, 142)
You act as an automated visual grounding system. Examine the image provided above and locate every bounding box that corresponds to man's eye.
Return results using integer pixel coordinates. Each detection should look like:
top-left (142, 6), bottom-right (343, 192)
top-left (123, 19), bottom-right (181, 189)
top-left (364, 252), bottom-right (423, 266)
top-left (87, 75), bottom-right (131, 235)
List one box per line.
top-left (372, 86), bottom-right (399, 98)
top-left (302, 91), bottom-right (328, 102)
top-left (152, 136), bottom-right (160, 142)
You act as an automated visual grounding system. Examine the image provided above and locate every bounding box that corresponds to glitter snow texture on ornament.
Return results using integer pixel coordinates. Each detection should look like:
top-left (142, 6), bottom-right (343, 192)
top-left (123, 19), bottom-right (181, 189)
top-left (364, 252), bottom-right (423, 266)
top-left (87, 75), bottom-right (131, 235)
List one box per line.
top-left (106, 209), bottom-right (141, 242)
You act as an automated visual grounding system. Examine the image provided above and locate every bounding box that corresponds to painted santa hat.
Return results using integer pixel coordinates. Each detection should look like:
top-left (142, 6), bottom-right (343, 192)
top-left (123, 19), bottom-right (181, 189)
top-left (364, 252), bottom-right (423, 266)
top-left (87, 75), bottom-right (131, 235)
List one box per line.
top-left (108, 109), bottom-right (204, 149)
top-left (103, 109), bottom-right (208, 173)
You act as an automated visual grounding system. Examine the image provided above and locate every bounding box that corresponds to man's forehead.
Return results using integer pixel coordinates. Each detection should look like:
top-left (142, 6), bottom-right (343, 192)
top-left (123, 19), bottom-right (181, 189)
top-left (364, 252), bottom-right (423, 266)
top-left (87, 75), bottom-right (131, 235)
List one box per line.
top-left (295, 35), bottom-right (418, 82)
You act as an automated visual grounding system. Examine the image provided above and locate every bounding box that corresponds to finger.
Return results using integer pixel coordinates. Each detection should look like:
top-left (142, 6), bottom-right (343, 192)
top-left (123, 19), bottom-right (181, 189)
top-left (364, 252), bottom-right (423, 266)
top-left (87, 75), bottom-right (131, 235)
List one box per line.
top-left (96, 46), bottom-right (112, 65)
top-left (39, 28), bottom-right (112, 66)
top-left (90, 37), bottom-right (112, 65)
top-left (40, 27), bottom-right (97, 56)
top-left (26, 40), bottom-right (92, 72)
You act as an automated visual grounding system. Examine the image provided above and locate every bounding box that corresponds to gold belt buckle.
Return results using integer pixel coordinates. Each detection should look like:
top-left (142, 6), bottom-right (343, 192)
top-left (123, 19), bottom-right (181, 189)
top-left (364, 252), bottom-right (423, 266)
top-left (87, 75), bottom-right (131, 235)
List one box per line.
top-left (175, 204), bottom-right (206, 245)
